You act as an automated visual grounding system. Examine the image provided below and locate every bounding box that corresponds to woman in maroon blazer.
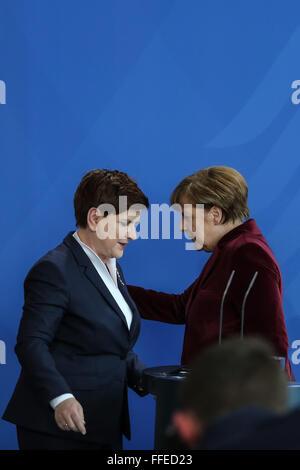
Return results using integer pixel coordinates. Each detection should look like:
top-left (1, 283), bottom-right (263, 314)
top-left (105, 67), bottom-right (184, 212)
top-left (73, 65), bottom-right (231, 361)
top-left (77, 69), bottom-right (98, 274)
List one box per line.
top-left (128, 166), bottom-right (294, 380)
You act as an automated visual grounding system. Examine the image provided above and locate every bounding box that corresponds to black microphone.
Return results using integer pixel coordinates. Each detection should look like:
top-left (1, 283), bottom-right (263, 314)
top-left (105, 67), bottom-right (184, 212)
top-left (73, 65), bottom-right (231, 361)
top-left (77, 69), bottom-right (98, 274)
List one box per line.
top-left (219, 270), bottom-right (235, 345)
top-left (240, 271), bottom-right (258, 339)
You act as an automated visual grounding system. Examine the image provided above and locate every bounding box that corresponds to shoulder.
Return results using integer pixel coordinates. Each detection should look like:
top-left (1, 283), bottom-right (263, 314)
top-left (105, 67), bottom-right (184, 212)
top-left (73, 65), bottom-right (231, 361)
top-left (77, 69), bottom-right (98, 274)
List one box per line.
top-left (231, 239), bottom-right (281, 280)
top-left (25, 241), bottom-right (71, 284)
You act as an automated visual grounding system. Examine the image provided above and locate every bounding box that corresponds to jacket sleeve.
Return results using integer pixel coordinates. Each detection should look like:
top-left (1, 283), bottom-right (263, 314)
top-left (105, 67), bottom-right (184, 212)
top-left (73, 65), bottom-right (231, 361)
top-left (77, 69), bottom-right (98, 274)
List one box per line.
top-left (127, 277), bottom-right (199, 325)
top-left (126, 350), bottom-right (148, 397)
top-left (15, 259), bottom-right (73, 405)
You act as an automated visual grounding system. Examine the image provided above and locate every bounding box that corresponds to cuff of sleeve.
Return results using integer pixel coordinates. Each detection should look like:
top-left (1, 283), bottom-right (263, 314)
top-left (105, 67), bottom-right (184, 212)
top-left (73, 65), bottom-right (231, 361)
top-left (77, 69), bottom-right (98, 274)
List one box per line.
top-left (50, 393), bottom-right (75, 410)
top-left (131, 375), bottom-right (149, 397)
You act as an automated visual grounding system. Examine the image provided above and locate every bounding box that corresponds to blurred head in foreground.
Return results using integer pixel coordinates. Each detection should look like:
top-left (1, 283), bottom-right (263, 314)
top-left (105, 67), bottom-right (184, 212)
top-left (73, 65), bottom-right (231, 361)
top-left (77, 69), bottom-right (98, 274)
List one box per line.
top-left (172, 337), bottom-right (288, 448)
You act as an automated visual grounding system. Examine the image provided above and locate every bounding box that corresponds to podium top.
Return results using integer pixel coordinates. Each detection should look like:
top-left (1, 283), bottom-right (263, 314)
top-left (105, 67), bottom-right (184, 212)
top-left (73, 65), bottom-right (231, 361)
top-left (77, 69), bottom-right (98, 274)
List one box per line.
top-left (143, 366), bottom-right (190, 395)
top-left (143, 365), bottom-right (300, 395)
top-left (144, 365), bottom-right (189, 381)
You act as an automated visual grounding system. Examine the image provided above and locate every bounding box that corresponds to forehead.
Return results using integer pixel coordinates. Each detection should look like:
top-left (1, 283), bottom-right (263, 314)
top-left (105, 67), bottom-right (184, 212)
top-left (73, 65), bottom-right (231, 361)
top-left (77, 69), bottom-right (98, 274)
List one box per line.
top-left (179, 196), bottom-right (194, 216)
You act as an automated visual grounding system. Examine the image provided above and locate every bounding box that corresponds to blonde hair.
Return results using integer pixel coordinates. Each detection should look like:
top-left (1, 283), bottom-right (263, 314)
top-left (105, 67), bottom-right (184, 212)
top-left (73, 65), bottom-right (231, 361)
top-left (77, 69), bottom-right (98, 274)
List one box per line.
top-left (170, 166), bottom-right (250, 223)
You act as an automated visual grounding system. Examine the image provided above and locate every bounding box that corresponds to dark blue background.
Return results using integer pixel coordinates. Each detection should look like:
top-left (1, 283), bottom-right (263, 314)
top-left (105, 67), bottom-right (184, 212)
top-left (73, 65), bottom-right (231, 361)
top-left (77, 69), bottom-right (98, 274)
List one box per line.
top-left (1, 0), bottom-right (300, 449)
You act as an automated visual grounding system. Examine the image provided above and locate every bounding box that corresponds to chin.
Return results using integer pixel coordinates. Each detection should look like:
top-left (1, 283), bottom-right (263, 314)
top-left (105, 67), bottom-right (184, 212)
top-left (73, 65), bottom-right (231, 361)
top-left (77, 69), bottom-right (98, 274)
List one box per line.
top-left (114, 249), bottom-right (124, 259)
top-left (194, 242), bottom-right (204, 251)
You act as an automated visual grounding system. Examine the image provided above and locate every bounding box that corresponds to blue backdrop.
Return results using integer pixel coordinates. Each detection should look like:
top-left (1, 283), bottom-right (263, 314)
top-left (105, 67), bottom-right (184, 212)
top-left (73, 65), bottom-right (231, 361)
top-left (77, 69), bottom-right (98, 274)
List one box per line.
top-left (1, 0), bottom-right (300, 450)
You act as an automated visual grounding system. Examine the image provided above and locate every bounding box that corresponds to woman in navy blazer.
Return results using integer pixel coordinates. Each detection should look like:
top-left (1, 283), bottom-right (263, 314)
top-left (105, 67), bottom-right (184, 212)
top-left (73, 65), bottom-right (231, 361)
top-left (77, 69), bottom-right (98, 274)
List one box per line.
top-left (128, 166), bottom-right (294, 380)
top-left (2, 169), bottom-right (149, 450)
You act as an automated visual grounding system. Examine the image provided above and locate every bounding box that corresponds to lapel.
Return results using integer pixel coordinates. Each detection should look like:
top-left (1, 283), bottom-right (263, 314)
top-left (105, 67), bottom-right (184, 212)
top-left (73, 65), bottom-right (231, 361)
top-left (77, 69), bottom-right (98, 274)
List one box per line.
top-left (116, 264), bottom-right (140, 339)
top-left (198, 249), bottom-right (219, 288)
top-left (63, 231), bottom-right (134, 332)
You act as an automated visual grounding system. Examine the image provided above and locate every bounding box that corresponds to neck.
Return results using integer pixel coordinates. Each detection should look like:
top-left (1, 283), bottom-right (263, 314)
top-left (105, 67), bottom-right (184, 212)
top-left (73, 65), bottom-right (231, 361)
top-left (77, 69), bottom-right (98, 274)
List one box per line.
top-left (77, 227), bottom-right (109, 264)
top-left (220, 219), bottom-right (243, 238)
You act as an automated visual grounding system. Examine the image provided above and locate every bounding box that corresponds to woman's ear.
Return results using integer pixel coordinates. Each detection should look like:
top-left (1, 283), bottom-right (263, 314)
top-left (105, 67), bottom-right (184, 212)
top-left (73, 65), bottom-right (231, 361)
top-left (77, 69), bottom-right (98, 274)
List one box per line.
top-left (87, 207), bottom-right (102, 231)
top-left (210, 206), bottom-right (223, 224)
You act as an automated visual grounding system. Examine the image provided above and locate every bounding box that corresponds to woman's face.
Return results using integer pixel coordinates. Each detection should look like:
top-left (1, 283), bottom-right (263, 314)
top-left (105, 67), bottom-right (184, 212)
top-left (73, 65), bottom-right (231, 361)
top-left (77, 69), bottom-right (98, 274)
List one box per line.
top-left (95, 209), bottom-right (141, 259)
top-left (179, 196), bottom-right (220, 252)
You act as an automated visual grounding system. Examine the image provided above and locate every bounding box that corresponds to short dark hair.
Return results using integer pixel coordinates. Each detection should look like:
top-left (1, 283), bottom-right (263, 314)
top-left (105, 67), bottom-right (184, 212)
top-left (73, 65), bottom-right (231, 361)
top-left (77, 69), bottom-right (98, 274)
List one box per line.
top-left (74, 169), bottom-right (149, 228)
top-left (170, 166), bottom-right (250, 224)
top-left (180, 337), bottom-right (288, 427)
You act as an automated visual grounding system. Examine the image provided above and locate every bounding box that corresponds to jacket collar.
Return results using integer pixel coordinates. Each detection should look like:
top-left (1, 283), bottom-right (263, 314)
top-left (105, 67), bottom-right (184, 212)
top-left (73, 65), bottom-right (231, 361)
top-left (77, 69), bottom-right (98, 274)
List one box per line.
top-left (63, 230), bottom-right (93, 267)
top-left (197, 219), bottom-right (263, 289)
top-left (63, 231), bottom-right (140, 338)
top-left (217, 218), bottom-right (263, 249)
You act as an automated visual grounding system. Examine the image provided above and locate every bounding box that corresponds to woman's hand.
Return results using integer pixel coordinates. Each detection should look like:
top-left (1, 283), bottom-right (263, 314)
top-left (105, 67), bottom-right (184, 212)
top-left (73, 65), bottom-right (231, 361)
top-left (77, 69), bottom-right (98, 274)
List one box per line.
top-left (54, 397), bottom-right (86, 435)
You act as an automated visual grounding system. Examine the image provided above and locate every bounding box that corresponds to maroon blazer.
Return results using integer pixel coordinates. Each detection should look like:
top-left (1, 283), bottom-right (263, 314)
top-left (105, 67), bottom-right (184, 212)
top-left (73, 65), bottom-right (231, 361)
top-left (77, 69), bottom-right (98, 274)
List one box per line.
top-left (128, 219), bottom-right (294, 380)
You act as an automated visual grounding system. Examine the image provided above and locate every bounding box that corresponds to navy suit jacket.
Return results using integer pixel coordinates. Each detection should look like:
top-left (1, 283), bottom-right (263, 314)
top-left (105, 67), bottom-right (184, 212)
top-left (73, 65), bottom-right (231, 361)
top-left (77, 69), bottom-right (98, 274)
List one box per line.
top-left (2, 231), bottom-right (146, 445)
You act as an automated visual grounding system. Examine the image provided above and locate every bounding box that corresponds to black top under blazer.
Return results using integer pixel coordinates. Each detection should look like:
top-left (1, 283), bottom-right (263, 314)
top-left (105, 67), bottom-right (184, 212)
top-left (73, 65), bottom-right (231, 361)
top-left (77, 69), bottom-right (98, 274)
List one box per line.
top-left (2, 231), bottom-right (147, 446)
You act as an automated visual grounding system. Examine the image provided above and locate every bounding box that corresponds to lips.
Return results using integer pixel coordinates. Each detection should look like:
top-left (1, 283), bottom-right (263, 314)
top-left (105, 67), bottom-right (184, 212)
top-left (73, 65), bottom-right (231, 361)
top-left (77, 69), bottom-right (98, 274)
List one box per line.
top-left (118, 242), bottom-right (127, 248)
